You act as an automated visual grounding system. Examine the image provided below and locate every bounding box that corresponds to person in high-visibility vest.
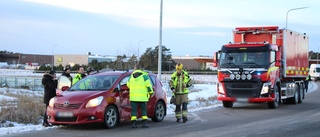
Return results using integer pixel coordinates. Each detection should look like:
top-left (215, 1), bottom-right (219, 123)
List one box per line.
top-left (169, 63), bottom-right (192, 123)
top-left (72, 66), bottom-right (86, 85)
top-left (305, 73), bottom-right (311, 92)
top-left (127, 65), bottom-right (154, 128)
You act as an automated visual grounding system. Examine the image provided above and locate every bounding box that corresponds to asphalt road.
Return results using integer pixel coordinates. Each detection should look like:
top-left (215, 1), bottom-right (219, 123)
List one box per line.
top-left (9, 83), bottom-right (320, 137)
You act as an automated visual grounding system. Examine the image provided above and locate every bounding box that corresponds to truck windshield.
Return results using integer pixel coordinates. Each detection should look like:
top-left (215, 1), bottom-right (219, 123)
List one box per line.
top-left (219, 51), bottom-right (269, 68)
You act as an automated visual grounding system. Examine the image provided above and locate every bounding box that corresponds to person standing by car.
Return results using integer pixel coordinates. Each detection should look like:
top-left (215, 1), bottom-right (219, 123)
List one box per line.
top-left (72, 66), bottom-right (86, 85)
top-left (61, 65), bottom-right (72, 84)
top-left (127, 65), bottom-right (154, 128)
top-left (169, 63), bottom-right (192, 123)
top-left (42, 70), bottom-right (57, 127)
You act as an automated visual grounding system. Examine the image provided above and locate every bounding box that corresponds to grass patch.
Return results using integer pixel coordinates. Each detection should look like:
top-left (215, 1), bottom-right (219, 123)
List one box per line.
top-left (0, 92), bottom-right (45, 127)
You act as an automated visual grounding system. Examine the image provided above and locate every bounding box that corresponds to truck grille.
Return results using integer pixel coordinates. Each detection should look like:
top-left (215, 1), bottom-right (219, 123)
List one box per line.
top-left (224, 82), bottom-right (262, 98)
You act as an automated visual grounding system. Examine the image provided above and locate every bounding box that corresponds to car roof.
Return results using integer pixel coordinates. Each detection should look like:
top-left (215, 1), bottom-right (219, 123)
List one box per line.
top-left (93, 69), bottom-right (156, 77)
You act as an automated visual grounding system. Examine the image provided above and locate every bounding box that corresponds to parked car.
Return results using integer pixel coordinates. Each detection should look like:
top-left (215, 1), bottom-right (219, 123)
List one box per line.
top-left (47, 70), bottom-right (167, 128)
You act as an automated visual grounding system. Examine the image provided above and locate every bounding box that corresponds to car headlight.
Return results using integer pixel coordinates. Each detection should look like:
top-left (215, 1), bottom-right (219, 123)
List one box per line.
top-left (260, 83), bottom-right (270, 94)
top-left (85, 96), bottom-right (104, 108)
top-left (49, 97), bottom-right (55, 108)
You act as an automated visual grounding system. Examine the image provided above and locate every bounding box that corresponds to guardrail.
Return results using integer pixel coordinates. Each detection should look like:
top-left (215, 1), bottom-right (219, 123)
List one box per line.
top-left (0, 77), bottom-right (43, 91)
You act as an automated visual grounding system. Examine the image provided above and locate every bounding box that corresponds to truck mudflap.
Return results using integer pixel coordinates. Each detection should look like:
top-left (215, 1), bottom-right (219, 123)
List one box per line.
top-left (218, 97), bottom-right (274, 103)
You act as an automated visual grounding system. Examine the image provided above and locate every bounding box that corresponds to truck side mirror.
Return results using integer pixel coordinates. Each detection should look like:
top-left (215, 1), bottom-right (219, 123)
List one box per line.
top-left (275, 60), bottom-right (281, 67)
top-left (213, 51), bottom-right (220, 67)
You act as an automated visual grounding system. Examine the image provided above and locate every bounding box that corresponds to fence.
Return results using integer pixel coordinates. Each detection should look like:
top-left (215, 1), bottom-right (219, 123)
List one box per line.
top-left (0, 77), bottom-right (43, 91)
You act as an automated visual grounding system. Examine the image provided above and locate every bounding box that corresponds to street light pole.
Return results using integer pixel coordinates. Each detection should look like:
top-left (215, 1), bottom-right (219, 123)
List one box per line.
top-left (286, 7), bottom-right (309, 29)
top-left (137, 40), bottom-right (144, 64)
top-left (51, 45), bottom-right (58, 71)
top-left (158, 0), bottom-right (163, 79)
top-left (317, 47), bottom-right (320, 64)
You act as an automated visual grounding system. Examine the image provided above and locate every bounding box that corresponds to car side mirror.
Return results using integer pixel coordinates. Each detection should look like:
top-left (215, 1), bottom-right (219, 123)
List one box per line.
top-left (120, 84), bottom-right (129, 91)
top-left (61, 86), bottom-right (69, 91)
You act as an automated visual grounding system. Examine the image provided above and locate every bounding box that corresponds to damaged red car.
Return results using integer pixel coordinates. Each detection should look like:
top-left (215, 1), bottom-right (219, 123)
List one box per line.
top-left (47, 70), bottom-right (167, 128)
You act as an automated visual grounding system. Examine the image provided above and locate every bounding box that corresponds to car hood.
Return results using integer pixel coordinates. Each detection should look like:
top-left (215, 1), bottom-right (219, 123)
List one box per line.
top-left (55, 91), bottom-right (104, 103)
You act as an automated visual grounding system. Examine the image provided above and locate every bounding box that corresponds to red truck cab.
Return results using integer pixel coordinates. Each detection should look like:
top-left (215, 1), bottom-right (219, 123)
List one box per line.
top-left (214, 26), bottom-right (308, 109)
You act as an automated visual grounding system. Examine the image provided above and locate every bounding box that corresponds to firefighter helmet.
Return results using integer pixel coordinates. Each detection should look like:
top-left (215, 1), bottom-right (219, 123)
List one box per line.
top-left (176, 63), bottom-right (183, 70)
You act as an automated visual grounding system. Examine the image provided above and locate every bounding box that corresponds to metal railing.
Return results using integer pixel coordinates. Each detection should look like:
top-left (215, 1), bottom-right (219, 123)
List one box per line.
top-left (0, 77), bottom-right (43, 91)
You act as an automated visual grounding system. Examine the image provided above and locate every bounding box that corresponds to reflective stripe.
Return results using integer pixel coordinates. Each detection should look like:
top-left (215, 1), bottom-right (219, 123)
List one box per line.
top-left (131, 116), bottom-right (137, 121)
top-left (285, 66), bottom-right (309, 75)
top-left (127, 70), bottom-right (153, 102)
top-left (142, 116), bottom-right (148, 120)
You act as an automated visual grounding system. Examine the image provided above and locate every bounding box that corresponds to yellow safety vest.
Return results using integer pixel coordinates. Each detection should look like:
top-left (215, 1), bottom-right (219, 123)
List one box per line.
top-left (127, 70), bottom-right (153, 102)
top-left (169, 70), bottom-right (192, 94)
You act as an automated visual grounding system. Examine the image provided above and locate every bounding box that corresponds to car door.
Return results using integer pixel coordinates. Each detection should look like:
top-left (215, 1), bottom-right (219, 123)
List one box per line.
top-left (118, 75), bottom-right (131, 121)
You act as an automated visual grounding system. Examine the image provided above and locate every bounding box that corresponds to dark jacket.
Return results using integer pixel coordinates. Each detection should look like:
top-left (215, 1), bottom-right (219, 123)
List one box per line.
top-left (42, 74), bottom-right (57, 105)
top-left (61, 72), bottom-right (73, 83)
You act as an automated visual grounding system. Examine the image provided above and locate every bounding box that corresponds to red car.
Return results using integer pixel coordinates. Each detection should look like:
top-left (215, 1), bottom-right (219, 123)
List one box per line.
top-left (47, 70), bottom-right (167, 128)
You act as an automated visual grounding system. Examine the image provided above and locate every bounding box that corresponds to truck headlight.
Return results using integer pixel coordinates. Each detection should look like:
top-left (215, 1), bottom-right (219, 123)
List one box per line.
top-left (85, 96), bottom-right (104, 108)
top-left (247, 74), bottom-right (252, 80)
top-left (241, 74), bottom-right (246, 80)
top-left (260, 83), bottom-right (270, 94)
top-left (236, 74), bottom-right (241, 80)
top-left (230, 74), bottom-right (235, 80)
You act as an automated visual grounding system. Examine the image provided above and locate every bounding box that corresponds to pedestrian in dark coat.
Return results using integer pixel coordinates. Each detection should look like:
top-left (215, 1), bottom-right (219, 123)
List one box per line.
top-left (42, 70), bottom-right (57, 127)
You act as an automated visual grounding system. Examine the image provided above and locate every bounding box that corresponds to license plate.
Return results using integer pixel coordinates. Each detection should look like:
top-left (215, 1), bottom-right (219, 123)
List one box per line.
top-left (57, 112), bottom-right (73, 117)
top-left (236, 98), bottom-right (248, 102)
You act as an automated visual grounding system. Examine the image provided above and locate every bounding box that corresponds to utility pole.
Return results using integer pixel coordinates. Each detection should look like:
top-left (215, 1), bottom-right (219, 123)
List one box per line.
top-left (157, 0), bottom-right (163, 79)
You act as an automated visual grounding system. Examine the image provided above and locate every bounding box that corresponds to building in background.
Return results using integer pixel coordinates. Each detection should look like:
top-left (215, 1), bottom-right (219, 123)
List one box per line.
top-left (7, 53), bottom-right (318, 71)
top-left (172, 56), bottom-right (214, 70)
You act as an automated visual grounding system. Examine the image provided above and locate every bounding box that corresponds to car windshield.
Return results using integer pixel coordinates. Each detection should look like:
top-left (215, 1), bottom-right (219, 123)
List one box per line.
top-left (219, 50), bottom-right (270, 68)
top-left (69, 75), bottom-right (120, 91)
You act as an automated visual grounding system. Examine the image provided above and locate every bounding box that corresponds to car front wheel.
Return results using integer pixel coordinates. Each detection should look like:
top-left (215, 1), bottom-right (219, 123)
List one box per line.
top-left (102, 105), bottom-right (119, 129)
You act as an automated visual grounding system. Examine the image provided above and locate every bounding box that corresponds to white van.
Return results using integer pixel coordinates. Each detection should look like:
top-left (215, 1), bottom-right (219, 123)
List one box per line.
top-left (309, 64), bottom-right (320, 81)
top-left (0, 62), bottom-right (9, 68)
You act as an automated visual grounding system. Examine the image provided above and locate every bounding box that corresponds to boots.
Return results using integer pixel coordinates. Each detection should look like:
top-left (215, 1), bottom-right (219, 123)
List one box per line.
top-left (131, 120), bottom-right (137, 128)
top-left (183, 117), bottom-right (188, 123)
top-left (176, 118), bottom-right (181, 122)
top-left (142, 119), bottom-right (150, 128)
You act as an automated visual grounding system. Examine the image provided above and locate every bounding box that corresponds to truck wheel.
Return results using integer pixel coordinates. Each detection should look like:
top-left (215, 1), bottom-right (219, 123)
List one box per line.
top-left (268, 86), bottom-right (279, 109)
top-left (298, 84), bottom-right (303, 103)
top-left (288, 85), bottom-right (299, 104)
top-left (222, 101), bottom-right (233, 108)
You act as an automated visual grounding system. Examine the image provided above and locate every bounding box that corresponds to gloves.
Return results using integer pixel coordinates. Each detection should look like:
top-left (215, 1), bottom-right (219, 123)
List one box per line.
top-left (170, 95), bottom-right (176, 104)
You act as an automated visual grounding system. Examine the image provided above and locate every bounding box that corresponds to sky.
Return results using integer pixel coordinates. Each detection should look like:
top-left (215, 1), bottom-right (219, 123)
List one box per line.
top-left (0, 0), bottom-right (320, 57)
